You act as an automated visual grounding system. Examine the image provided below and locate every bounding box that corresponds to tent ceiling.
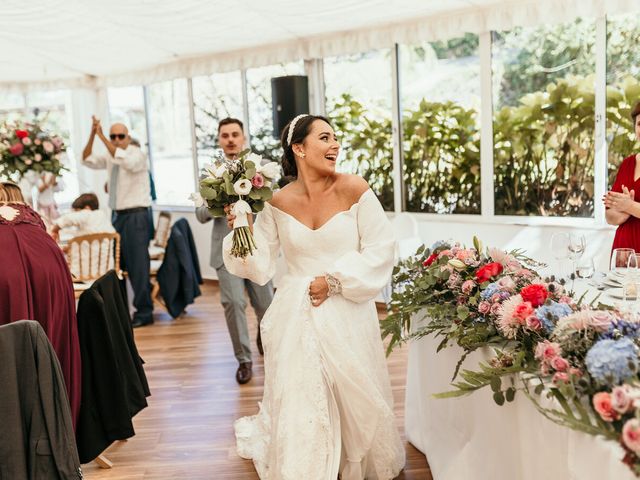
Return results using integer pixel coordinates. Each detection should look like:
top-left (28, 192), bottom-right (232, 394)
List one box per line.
top-left (0, 0), bottom-right (636, 88)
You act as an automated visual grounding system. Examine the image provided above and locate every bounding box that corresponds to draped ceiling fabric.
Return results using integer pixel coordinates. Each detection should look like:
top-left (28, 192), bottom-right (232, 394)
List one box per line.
top-left (0, 0), bottom-right (637, 91)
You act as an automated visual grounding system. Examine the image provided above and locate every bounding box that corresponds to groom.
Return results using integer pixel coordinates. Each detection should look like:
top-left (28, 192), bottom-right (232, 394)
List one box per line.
top-left (196, 118), bottom-right (274, 384)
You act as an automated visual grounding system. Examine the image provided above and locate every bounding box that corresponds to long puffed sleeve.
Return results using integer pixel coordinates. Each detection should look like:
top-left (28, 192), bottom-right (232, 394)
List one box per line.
top-left (222, 203), bottom-right (280, 286)
top-left (326, 190), bottom-right (396, 303)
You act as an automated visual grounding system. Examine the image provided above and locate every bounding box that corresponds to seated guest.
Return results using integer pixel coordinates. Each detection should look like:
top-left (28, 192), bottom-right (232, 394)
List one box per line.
top-left (0, 182), bottom-right (81, 428)
top-left (50, 192), bottom-right (114, 242)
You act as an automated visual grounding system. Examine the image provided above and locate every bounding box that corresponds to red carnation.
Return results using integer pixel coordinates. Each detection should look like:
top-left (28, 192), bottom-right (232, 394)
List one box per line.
top-left (475, 262), bottom-right (503, 283)
top-left (15, 129), bottom-right (28, 139)
top-left (9, 143), bottom-right (24, 155)
top-left (423, 253), bottom-right (438, 267)
top-left (520, 284), bottom-right (549, 307)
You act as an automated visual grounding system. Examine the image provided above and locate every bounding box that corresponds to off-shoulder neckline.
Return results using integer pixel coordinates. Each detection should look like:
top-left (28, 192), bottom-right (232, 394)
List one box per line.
top-left (268, 188), bottom-right (372, 232)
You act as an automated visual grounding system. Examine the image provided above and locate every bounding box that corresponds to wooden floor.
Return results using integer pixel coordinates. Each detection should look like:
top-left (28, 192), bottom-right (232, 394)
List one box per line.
top-left (83, 282), bottom-right (432, 480)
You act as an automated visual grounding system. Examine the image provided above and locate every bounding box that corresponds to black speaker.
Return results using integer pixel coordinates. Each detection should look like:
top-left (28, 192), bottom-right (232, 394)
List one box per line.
top-left (271, 75), bottom-right (309, 139)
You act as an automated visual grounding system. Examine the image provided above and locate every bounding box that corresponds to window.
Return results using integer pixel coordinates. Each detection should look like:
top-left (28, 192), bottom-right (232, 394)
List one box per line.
top-left (399, 34), bottom-right (481, 214)
top-left (605, 12), bottom-right (640, 188)
top-left (147, 79), bottom-right (195, 205)
top-left (107, 86), bottom-right (148, 151)
top-left (492, 19), bottom-right (596, 217)
top-left (246, 62), bottom-right (304, 162)
top-left (324, 50), bottom-right (394, 211)
top-left (192, 71), bottom-right (244, 170)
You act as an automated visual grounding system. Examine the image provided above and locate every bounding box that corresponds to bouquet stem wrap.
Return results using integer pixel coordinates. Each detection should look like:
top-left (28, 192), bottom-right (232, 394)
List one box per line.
top-left (230, 199), bottom-right (257, 259)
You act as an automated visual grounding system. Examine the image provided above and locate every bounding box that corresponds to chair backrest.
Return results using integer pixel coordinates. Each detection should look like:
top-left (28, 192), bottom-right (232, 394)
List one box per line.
top-left (154, 211), bottom-right (171, 248)
top-left (66, 232), bottom-right (121, 282)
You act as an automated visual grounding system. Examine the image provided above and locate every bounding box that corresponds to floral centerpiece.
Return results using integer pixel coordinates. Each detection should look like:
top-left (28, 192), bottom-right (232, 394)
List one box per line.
top-left (0, 121), bottom-right (67, 179)
top-left (382, 238), bottom-right (640, 476)
top-left (190, 150), bottom-right (279, 258)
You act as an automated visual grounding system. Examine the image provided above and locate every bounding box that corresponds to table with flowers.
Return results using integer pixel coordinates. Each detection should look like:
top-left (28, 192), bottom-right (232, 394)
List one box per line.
top-left (382, 240), bottom-right (640, 480)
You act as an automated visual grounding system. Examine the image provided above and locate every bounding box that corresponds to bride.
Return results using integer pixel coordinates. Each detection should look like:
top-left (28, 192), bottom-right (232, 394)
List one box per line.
top-left (223, 114), bottom-right (405, 480)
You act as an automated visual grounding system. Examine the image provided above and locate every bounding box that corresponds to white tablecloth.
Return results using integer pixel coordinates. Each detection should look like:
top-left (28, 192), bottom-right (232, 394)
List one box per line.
top-left (404, 281), bottom-right (635, 480)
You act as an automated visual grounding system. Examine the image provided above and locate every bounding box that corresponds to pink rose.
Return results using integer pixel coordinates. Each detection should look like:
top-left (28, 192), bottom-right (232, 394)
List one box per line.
top-left (9, 143), bottom-right (24, 155)
top-left (525, 316), bottom-right (542, 331)
top-left (534, 340), bottom-right (562, 361)
top-left (552, 372), bottom-right (570, 384)
top-left (438, 249), bottom-right (452, 258)
top-left (623, 419), bottom-right (640, 454)
top-left (612, 386), bottom-right (633, 414)
top-left (497, 276), bottom-right (516, 291)
top-left (24, 159), bottom-right (32, 165)
top-left (43, 141), bottom-right (54, 153)
top-left (478, 301), bottom-right (491, 314)
top-left (461, 280), bottom-right (475, 295)
top-left (590, 311), bottom-right (616, 332)
top-left (551, 356), bottom-right (569, 372)
top-left (34, 154), bottom-right (42, 162)
top-left (559, 295), bottom-right (573, 304)
top-left (22, 137), bottom-right (32, 146)
top-left (569, 367), bottom-right (583, 378)
top-left (513, 302), bottom-right (534, 324)
top-left (52, 137), bottom-right (63, 148)
top-left (34, 139), bottom-right (41, 145)
top-left (490, 303), bottom-right (502, 315)
top-left (593, 392), bottom-right (620, 422)
top-left (251, 172), bottom-right (264, 188)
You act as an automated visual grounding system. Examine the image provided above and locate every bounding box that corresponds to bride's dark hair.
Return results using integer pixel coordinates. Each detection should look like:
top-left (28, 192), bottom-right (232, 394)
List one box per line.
top-left (280, 115), bottom-right (332, 178)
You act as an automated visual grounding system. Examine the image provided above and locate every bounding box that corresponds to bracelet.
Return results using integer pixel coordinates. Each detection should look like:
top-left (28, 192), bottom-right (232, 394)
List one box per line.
top-left (325, 274), bottom-right (342, 297)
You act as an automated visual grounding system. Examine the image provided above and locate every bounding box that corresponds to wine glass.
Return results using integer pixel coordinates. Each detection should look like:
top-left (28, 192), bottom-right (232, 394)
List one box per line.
top-left (550, 233), bottom-right (570, 281)
top-left (568, 234), bottom-right (586, 261)
top-left (611, 248), bottom-right (635, 277)
top-left (575, 257), bottom-right (595, 279)
top-left (622, 252), bottom-right (640, 314)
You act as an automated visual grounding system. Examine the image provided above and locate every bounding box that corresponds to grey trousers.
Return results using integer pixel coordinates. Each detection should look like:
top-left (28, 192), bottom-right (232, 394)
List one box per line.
top-left (216, 265), bottom-right (274, 363)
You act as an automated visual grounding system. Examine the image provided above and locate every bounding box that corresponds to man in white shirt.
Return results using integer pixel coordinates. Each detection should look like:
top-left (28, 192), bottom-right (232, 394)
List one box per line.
top-left (82, 117), bottom-right (153, 328)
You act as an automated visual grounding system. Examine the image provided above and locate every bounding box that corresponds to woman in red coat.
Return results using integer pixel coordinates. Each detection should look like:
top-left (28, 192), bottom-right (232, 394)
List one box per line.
top-left (605, 101), bottom-right (640, 255)
top-left (0, 182), bottom-right (81, 428)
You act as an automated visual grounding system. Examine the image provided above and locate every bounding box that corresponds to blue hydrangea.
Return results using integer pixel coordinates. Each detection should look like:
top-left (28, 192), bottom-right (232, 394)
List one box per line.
top-left (535, 301), bottom-right (573, 333)
top-left (481, 282), bottom-right (500, 300)
top-left (585, 338), bottom-right (639, 386)
top-left (601, 320), bottom-right (640, 341)
top-left (431, 240), bottom-right (451, 251)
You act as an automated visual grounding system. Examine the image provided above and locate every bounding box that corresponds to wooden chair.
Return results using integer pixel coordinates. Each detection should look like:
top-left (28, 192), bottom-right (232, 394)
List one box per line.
top-left (148, 211), bottom-right (171, 260)
top-left (149, 211), bottom-right (171, 308)
top-left (66, 232), bottom-right (121, 298)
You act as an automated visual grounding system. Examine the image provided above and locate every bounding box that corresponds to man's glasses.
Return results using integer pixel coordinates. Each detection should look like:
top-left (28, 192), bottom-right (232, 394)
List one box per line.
top-left (110, 134), bottom-right (126, 140)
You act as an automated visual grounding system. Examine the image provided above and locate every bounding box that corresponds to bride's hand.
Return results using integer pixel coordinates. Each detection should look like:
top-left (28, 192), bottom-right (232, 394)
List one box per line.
top-left (309, 276), bottom-right (329, 307)
top-left (224, 204), bottom-right (236, 229)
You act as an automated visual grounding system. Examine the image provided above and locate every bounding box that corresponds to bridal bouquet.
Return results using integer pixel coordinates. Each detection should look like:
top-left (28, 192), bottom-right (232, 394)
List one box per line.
top-left (190, 150), bottom-right (279, 258)
top-left (0, 121), bottom-right (67, 179)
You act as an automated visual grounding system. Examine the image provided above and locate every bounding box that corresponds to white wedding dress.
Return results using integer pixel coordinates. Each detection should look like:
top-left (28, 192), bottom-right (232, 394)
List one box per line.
top-left (223, 189), bottom-right (405, 480)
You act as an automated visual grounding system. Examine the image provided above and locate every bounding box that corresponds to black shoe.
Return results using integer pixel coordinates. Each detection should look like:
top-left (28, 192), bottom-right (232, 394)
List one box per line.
top-left (132, 317), bottom-right (154, 328)
top-left (257, 323), bottom-right (264, 356)
top-left (236, 362), bottom-right (252, 384)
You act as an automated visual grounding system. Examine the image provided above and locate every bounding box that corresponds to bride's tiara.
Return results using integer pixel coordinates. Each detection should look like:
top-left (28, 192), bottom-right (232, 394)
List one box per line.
top-left (286, 114), bottom-right (308, 147)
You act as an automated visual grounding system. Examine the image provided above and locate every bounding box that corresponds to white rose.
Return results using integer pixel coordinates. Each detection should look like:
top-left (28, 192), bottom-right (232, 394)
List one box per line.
top-left (257, 161), bottom-right (280, 179)
top-left (233, 179), bottom-right (252, 196)
top-left (246, 152), bottom-right (263, 166)
top-left (189, 192), bottom-right (205, 207)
